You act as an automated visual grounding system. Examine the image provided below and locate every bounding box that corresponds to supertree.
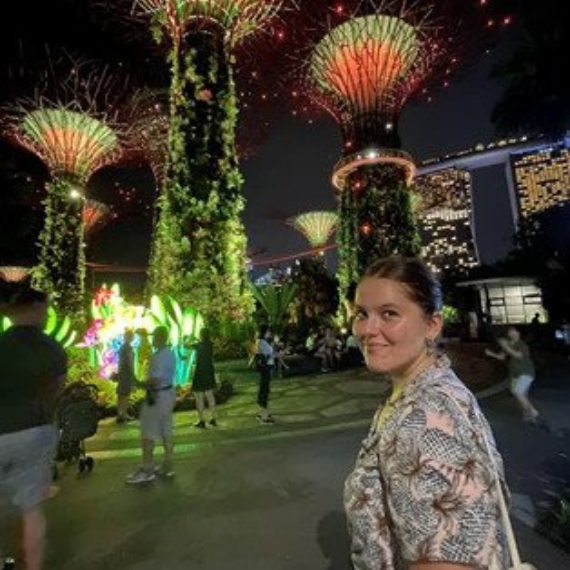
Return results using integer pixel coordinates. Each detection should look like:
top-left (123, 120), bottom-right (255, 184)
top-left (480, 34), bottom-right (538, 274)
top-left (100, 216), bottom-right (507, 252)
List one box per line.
top-left (127, 0), bottom-right (287, 323)
top-left (302, 0), bottom-right (511, 309)
top-left (287, 211), bottom-right (339, 249)
top-left (0, 266), bottom-right (32, 283)
top-left (3, 59), bottom-right (127, 317)
top-left (83, 199), bottom-right (112, 238)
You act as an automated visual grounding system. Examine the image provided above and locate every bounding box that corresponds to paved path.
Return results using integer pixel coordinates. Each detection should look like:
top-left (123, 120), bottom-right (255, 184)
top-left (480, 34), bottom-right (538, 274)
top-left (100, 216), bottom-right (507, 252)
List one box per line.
top-left (3, 351), bottom-right (570, 568)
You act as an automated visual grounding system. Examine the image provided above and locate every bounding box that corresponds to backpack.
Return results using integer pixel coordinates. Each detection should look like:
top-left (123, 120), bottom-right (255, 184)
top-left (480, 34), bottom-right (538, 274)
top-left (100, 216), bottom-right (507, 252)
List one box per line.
top-left (254, 353), bottom-right (268, 371)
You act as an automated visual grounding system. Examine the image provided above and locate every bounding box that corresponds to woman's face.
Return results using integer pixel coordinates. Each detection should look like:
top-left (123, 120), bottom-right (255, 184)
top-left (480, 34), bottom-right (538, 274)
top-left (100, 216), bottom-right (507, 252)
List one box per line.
top-left (352, 277), bottom-right (442, 377)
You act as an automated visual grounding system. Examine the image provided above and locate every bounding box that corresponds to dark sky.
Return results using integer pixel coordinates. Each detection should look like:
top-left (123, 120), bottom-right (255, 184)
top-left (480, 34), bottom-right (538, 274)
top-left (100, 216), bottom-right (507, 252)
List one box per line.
top-left (0, 1), bottom-right (519, 277)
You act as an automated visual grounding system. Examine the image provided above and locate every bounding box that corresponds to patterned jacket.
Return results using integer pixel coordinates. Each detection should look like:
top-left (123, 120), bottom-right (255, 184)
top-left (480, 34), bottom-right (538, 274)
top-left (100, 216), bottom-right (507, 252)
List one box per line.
top-left (344, 356), bottom-right (508, 570)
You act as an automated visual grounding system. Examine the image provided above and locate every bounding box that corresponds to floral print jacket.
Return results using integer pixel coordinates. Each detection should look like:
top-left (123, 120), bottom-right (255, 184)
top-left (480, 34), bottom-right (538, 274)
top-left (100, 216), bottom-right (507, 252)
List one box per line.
top-left (344, 356), bottom-right (508, 570)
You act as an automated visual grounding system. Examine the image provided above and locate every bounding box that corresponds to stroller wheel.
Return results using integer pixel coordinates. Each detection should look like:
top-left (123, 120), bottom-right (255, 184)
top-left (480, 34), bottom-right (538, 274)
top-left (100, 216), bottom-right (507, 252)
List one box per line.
top-left (78, 458), bottom-right (87, 473)
top-left (86, 457), bottom-right (95, 472)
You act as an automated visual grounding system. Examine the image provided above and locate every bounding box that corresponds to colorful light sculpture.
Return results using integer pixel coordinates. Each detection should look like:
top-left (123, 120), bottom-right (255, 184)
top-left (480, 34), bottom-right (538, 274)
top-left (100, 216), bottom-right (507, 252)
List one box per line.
top-left (287, 211), bottom-right (339, 249)
top-left (81, 283), bottom-right (203, 385)
top-left (4, 61), bottom-right (125, 318)
top-left (0, 266), bottom-right (32, 283)
top-left (129, 0), bottom-right (286, 323)
top-left (83, 199), bottom-right (111, 237)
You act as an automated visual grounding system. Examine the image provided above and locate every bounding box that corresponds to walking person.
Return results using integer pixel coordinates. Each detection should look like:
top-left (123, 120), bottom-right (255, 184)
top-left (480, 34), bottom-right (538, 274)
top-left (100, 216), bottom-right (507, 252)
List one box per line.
top-left (126, 326), bottom-right (176, 484)
top-left (191, 327), bottom-right (217, 429)
top-left (345, 256), bottom-right (510, 570)
top-left (116, 329), bottom-right (136, 423)
top-left (256, 326), bottom-right (275, 425)
top-left (486, 326), bottom-right (543, 425)
top-left (0, 286), bottom-right (67, 570)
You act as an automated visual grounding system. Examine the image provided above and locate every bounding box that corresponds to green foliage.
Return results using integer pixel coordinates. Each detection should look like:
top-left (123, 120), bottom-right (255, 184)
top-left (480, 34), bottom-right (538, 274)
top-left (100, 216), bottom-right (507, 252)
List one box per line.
top-left (251, 282), bottom-right (298, 333)
top-left (33, 178), bottom-right (86, 320)
top-left (442, 304), bottom-right (460, 324)
top-left (209, 318), bottom-right (257, 360)
top-left (148, 31), bottom-right (253, 325)
top-left (337, 166), bottom-right (420, 321)
top-left (289, 258), bottom-right (338, 337)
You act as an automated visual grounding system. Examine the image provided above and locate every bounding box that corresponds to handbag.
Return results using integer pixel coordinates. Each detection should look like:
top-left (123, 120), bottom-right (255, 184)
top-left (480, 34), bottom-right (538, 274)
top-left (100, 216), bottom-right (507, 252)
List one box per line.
top-left (445, 392), bottom-right (538, 570)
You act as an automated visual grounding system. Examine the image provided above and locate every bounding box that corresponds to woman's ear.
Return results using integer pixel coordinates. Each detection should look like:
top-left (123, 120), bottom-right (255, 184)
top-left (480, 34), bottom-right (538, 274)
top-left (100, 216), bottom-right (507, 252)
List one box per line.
top-left (428, 312), bottom-right (444, 339)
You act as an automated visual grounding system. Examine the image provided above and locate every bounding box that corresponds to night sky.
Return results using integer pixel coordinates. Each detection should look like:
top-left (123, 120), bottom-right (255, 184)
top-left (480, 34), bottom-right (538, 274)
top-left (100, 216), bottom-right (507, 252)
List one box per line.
top-left (0, 1), bottom-right (520, 285)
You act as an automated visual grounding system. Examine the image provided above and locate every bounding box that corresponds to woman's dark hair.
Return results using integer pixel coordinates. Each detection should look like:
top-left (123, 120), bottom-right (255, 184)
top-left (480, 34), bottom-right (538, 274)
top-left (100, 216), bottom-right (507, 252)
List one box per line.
top-left (200, 327), bottom-right (210, 341)
top-left (364, 256), bottom-right (442, 315)
top-left (259, 325), bottom-right (270, 338)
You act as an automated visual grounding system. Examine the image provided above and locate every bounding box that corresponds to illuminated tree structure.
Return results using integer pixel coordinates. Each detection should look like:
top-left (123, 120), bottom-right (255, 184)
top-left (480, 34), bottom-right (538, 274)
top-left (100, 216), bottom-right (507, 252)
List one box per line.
top-left (0, 266), bottom-right (32, 283)
top-left (288, 211), bottom-right (339, 250)
top-left (306, 3), bottom-right (439, 301)
top-left (4, 64), bottom-right (124, 317)
top-left (131, 0), bottom-right (285, 323)
top-left (83, 199), bottom-right (112, 239)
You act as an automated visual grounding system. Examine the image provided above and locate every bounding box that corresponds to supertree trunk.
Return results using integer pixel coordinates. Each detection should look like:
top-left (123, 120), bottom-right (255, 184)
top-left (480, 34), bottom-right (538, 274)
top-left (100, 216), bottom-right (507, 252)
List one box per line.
top-left (337, 164), bottom-right (420, 310)
top-left (33, 178), bottom-right (86, 318)
top-left (149, 28), bottom-right (252, 322)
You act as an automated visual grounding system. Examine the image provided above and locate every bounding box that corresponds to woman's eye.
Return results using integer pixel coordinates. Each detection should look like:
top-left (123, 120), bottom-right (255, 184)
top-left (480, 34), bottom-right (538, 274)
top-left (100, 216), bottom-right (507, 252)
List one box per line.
top-left (381, 310), bottom-right (398, 319)
top-left (353, 310), bottom-right (367, 320)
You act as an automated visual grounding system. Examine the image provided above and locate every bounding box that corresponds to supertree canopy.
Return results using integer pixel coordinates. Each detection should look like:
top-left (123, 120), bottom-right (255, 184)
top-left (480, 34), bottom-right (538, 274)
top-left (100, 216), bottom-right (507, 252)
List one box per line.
top-left (3, 59), bottom-right (127, 318)
top-left (288, 211), bottom-right (339, 249)
top-left (0, 266), bottom-right (32, 283)
top-left (129, 0), bottom-right (286, 324)
top-left (303, 0), bottom-right (508, 312)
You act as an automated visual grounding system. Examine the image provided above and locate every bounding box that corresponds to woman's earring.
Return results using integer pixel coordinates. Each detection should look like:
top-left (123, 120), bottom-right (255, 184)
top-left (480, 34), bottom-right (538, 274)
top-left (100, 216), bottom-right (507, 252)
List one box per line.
top-left (425, 338), bottom-right (436, 356)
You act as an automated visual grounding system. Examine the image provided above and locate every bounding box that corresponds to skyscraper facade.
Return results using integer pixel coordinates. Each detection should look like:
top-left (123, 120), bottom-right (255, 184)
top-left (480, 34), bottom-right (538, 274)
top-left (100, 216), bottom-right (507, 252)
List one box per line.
top-left (509, 140), bottom-right (570, 219)
top-left (414, 167), bottom-right (479, 275)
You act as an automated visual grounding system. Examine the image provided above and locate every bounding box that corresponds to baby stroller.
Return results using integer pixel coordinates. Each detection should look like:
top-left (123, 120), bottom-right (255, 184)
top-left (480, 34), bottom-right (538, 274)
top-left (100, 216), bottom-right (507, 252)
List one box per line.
top-left (54, 381), bottom-right (100, 475)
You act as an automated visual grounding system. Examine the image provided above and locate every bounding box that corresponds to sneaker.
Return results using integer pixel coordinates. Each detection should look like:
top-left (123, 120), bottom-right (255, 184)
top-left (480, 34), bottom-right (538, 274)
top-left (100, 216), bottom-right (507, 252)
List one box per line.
top-left (259, 416), bottom-right (276, 425)
top-left (154, 464), bottom-right (175, 478)
top-left (3, 558), bottom-right (15, 569)
top-left (195, 420), bottom-right (206, 429)
top-left (209, 419), bottom-right (218, 427)
top-left (125, 467), bottom-right (155, 485)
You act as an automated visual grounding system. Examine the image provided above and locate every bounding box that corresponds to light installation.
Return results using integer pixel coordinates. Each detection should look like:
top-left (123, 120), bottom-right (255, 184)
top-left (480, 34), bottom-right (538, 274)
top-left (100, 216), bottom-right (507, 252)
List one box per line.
top-left (81, 283), bottom-right (203, 385)
top-left (306, 6), bottom-right (434, 302)
top-left (83, 199), bottom-right (112, 237)
top-left (288, 211), bottom-right (339, 249)
top-left (0, 266), bottom-right (32, 283)
top-left (131, 0), bottom-right (285, 323)
top-left (4, 62), bottom-right (124, 318)
top-left (303, 0), bottom-right (510, 310)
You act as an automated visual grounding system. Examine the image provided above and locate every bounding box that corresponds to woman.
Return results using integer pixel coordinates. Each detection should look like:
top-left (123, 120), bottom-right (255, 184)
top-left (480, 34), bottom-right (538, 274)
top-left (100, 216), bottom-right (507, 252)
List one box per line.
top-left (345, 256), bottom-right (508, 570)
top-left (485, 326), bottom-right (541, 424)
top-left (191, 327), bottom-right (217, 428)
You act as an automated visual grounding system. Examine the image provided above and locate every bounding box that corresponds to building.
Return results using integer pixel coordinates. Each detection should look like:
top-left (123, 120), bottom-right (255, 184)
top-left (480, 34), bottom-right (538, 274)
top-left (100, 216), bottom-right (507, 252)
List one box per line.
top-left (510, 141), bottom-right (570, 219)
top-left (416, 133), bottom-right (570, 265)
top-left (457, 276), bottom-right (547, 325)
top-left (414, 167), bottom-right (479, 275)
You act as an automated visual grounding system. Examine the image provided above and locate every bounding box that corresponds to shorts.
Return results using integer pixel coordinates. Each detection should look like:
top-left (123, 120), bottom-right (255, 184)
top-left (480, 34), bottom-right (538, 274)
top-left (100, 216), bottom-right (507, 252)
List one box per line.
top-left (0, 425), bottom-right (57, 511)
top-left (510, 374), bottom-right (534, 397)
top-left (140, 389), bottom-right (176, 441)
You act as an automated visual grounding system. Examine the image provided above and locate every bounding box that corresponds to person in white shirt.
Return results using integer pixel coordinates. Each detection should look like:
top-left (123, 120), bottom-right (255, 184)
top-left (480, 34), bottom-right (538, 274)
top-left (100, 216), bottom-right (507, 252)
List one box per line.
top-left (256, 326), bottom-right (275, 425)
top-left (126, 326), bottom-right (177, 484)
